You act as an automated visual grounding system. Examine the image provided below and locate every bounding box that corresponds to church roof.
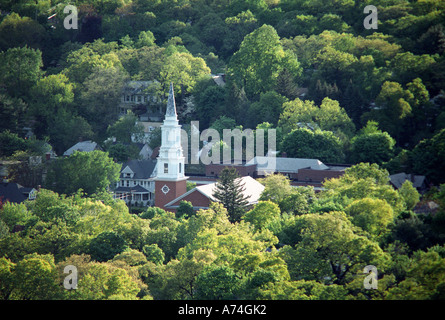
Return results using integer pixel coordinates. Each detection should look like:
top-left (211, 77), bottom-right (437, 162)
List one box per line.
top-left (164, 176), bottom-right (265, 209)
top-left (165, 83), bottom-right (177, 117)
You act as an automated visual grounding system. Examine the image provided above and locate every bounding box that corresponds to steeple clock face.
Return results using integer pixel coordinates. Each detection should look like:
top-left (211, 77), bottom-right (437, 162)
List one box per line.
top-left (161, 185), bottom-right (170, 194)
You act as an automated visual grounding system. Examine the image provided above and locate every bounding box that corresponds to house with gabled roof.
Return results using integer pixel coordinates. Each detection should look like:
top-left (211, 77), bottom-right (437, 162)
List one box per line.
top-left (114, 159), bottom-right (157, 207)
top-left (0, 182), bottom-right (37, 205)
top-left (63, 140), bottom-right (102, 156)
top-left (390, 172), bottom-right (427, 192)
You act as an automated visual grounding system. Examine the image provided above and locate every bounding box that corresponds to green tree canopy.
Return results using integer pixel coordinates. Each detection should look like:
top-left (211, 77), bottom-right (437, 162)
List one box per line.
top-left (45, 150), bottom-right (121, 196)
top-left (280, 128), bottom-right (345, 163)
top-left (228, 24), bottom-right (301, 99)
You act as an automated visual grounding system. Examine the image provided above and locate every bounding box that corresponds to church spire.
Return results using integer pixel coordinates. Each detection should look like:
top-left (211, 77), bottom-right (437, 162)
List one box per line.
top-left (165, 82), bottom-right (177, 118)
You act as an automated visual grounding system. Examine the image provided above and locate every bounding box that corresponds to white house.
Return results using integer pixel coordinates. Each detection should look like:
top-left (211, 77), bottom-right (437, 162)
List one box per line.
top-left (114, 159), bottom-right (157, 207)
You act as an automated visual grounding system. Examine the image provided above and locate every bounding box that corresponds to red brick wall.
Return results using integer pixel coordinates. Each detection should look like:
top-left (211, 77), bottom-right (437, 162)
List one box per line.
top-left (166, 189), bottom-right (211, 209)
top-left (154, 179), bottom-right (187, 211)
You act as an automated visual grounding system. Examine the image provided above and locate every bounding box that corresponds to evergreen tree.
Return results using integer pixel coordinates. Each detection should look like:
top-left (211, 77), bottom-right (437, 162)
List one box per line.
top-left (212, 167), bottom-right (249, 222)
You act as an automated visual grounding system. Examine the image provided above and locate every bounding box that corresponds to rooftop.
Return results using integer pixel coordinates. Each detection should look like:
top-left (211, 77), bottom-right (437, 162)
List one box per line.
top-left (120, 159), bottom-right (157, 180)
top-left (63, 140), bottom-right (99, 156)
top-left (246, 156), bottom-right (329, 173)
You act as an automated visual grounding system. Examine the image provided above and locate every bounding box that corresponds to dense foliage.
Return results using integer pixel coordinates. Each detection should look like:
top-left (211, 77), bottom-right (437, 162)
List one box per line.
top-left (1, 164), bottom-right (445, 300)
top-left (1, 0), bottom-right (445, 300)
top-left (0, 0), bottom-right (444, 183)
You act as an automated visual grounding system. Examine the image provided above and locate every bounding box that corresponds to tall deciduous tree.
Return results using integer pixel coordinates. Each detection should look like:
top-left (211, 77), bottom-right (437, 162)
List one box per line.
top-left (280, 128), bottom-right (344, 163)
top-left (212, 167), bottom-right (249, 222)
top-left (45, 150), bottom-right (121, 195)
top-left (349, 121), bottom-right (395, 165)
top-left (228, 24), bottom-right (301, 99)
top-left (0, 46), bottom-right (43, 98)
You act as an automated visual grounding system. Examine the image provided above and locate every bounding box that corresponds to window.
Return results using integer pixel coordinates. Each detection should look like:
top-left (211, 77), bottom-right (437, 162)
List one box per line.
top-left (137, 95), bottom-right (141, 102)
top-left (126, 180), bottom-right (129, 187)
top-left (179, 163), bottom-right (181, 173)
top-left (126, 95), bottom-right (130, 101)
top-left (164, 163), bottom-right (168, 174)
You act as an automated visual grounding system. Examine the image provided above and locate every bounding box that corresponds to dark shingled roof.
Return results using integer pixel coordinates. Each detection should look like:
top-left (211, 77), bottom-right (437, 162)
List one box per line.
top-left (0, 183), bottom-right (27, 203)
top-left (120, 159), bottom-right (157, 180)
top-left (115, 185), bottom-right (150, 193)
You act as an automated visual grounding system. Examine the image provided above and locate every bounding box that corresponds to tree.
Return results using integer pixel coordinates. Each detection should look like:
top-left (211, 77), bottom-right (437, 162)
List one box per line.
top-left (342, 162), bottom-right (390, 185)
top-left (363, 81), bottom-right (413, 142)
top-left (386, 248), bottom-right (445, 300)
top-left (248, 91), bottom-right (288, 127)
top-left (349, 121), bottom-right (396, 165)
top-left (228, 24), bottom-right (301, 99)
top-left (159, 51), bottom-right (211, 97)
top-left (0, 94), bottom-right (28, 134)
top-left (29, 74), bottom-right (76, 139)
top-left (0, 46), bottom-right (43, 98)
top-left (345, 198), bottom-right (395, 238)
top-left (9, 253), bottom-right (62, 300)
top-left (398, 181), bottom-right (420, 211)
top-left (135, 30), bottom-right (156, 48)
top-left (45, 150), bottom-right (121, 195)
top-left (88, 231), bottom-right (128, 262)
top-left (278, 97), bottom-right (355, 137)
top-left (106, 112), bottom-right (145, 144)
top-left (278, 98), bottom-right (318, 135)
top-left (78, 65), bottom-right (129, 138)
top-left (194, 264), bottom-right (242, 300)
top-left (212, 167), bottom-right (249, 222)
top-left (278, 212), bottom-right (391, 285)
top-left (142, 244), bottom-right (165, 265)
top-left (322, 163), bottom-right (404, 214)
top-left (244, 201), bottom-right (281, 232)
top-left (258, 174), bottom-right (293, 204)
top-left (46, 108), bottom-right (94, 156)
top-left (176, 201), bottom-right (195, 219)
top-left (409, 128), bottom-right (445, 185)
top-left (0, 130), bottom-right (27, 158)
top-left (193, 82), bottom-right (227, 128)
top-left (280, 128), bottom-right (345, 163)
top-left (0, 13), bottom-right (46, 51)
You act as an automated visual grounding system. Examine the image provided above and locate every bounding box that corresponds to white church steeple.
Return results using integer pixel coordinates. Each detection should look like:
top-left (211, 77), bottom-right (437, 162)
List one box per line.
top-left (154, 83), bottom-right (188, 211)
top-left (156, 83), bottom-right (185, 180)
